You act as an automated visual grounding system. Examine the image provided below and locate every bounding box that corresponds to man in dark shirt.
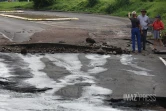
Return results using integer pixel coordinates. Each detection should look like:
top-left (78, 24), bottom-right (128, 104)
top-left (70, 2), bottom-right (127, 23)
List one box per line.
top-left (128, 11), bottom-right (142, 53)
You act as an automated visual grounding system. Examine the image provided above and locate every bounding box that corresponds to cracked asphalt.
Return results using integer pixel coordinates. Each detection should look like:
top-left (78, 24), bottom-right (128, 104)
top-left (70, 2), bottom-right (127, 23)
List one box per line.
top-left (0, 11), bottom-right (131, 48)
top-left (0, 11), bottom-right (166, 111)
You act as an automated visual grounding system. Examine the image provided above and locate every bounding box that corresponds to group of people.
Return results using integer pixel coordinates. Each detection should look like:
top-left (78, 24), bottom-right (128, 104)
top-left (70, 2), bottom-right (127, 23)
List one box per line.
top-left (128, 9), bottom-right (165, 53)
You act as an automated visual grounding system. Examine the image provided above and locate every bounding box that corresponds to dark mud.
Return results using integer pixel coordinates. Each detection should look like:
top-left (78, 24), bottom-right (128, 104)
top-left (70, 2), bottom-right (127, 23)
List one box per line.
top-left (0, 77), bottom-right (52, 93)
top-left (105, 97), bottom-right (166, 110)
top-left (0, 43), bottom-right (130, 55)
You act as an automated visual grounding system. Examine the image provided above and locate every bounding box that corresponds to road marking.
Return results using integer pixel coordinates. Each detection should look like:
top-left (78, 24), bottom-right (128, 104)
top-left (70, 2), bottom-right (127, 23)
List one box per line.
top-left (0, 32), bottom-right (12, 41)
top-left (0, 10), bottom-right (24, 13)
top-left (159, 57), bottom-right (166, 66)
top-left (0, 14), bottom-right (79, 21)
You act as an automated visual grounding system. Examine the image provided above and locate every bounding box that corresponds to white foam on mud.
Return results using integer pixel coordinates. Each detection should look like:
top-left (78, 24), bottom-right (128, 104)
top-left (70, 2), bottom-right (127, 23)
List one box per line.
top-left (86, 54), bottom-right (110, 74)
top-left (120, 55), bottom-right (153, 76)
top-left (19, 54), bottom-right (57, 89)
top-left (86, 54), bottom-right (110, 67)
top-left (0, 91), bottom-right (121, 111)
top-left (0, 58), bottom-right (12, 78)
top-left (126, 70), bottom-right (154, 76)
top-left (47, 54), bottom-right (82, 74)
top-left (0, 53), bottom-right (121, 111)
top-left (58, 102), bottom-right (121, 111)
top-left (120, 55), bottom-right (150, 71)
top-left (88, 67), bottom-right (108, 74)
top-left (81, 85), bottom-right (112, 104)
top-left (45, 54), bottom-right (116, 110)
top-left (120, 55), bottom-right (133, 65)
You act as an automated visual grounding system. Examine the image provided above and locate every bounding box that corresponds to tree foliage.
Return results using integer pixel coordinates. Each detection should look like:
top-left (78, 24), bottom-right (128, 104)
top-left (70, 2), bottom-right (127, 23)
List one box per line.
top-left (32, 0), bottom-right (55, 9)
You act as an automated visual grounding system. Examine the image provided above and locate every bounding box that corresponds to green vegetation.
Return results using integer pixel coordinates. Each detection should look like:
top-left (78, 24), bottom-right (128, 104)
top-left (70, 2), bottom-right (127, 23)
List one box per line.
top-left (87, 0), bottom-right (99, 7)
top-left (0, 0), bottom-right (166, 33)
top-left (0, 0), bottom-right (165, 18)
top-left (0, 2), bottom-right (32, 10)
top-left (0, 0), bottom-right (165, 40)
top-left (32, 0), bottom-right (55, 9)
top-left (1, 0), bottom-right (165, 19)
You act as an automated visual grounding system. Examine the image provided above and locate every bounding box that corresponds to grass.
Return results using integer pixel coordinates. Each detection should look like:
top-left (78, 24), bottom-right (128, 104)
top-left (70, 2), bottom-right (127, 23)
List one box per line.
top-left (0, 2), bottom-right (32, 11)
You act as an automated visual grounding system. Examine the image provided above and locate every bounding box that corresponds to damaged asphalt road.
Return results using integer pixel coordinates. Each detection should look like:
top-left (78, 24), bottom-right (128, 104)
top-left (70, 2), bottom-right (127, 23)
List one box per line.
top-left (0, 11), bottom-right (166, 111)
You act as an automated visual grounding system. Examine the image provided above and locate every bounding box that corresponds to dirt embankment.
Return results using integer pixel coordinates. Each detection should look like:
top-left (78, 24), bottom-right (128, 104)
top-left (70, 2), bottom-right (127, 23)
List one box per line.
top-left (0, 42), bottom-right (130, 55)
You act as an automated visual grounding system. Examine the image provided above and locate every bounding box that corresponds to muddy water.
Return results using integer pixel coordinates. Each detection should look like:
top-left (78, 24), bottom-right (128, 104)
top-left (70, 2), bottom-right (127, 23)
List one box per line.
top-left (0, 53), bottom-right (157, 111)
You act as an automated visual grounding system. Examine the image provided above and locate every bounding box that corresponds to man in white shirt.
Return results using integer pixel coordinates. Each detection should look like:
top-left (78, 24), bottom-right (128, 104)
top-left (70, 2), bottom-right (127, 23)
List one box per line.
top-left (137, 9), bottom-right (150, 50)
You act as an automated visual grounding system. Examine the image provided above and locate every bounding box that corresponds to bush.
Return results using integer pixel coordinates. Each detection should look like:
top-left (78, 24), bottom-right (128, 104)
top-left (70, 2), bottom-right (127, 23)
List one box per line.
top-left (32, 0), bottom-right (55, 9)
top-left (116, 0), bottom-right (130, 6)
top-left (149, 0), bottom-right (154, 2)
top-left (105, 4), bottom-right (116, 14)
top-left (140, 0), bottom-right (146, 1)
top-left (19, 0), bottom-right (32, 1)
top-left (106, 0), bottom-right (130, 14)
top-left (87, 0), bottom-right (98, 7)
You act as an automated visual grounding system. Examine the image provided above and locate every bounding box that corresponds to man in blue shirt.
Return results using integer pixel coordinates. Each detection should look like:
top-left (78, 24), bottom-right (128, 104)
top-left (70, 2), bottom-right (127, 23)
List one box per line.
top-left (137, 9), bottom-right (150, 50)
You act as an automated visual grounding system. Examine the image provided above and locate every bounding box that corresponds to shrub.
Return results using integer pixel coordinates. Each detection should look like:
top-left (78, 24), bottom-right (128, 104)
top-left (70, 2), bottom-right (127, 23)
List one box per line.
top-left (87, 0), bottom-right (98, 7)
top-left (19, 0), bottom-right (32, 1)
top-left (32, 0), bottom-right (55, 9)
top-left (149, 0), bottom-right (154, 2)
top-left (105, 4), bottom-right (116, 14)
top-left (106, 0), bottom-right (130, 14)
top-left (140, 0), bottom-right (147, 1)
top-left (116, 0), bottom-right (130, 6)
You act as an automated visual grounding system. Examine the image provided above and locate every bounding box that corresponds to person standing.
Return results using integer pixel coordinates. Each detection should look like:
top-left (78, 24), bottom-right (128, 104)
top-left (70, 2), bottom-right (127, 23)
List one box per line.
top-left (128, 11), bottom-right (142, 53)
top-left (151, 15), bottom-right (164, 49)
top-left (137, 9), bottom-right (150, 50)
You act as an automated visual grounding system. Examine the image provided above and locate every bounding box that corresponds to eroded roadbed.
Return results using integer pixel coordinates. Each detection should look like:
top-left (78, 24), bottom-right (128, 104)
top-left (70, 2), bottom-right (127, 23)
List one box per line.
top-left (0, 53), bottom-right (165, 110)
top-left (0, 43), bottom-right (130, 54)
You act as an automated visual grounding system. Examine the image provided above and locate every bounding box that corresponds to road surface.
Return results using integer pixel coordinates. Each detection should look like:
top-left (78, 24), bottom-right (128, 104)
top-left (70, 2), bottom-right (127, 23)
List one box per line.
top-left (0, 11), bottom-right (131, 46)
top-left (0, 11), bottom-right (166, 110)
top-left (0, 53), bottom-right (166, 111)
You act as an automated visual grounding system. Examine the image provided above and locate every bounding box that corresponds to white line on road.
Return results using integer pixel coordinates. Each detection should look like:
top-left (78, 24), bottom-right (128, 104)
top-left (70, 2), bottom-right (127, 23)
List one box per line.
top-left (0, 14), bottom-right (79, 21)
top-left (0, 32), bottom-right (12, 41)
top-left (0, 10), bottom-right (24, 13)
top-left (159, 57), bottom-right (166, 66)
